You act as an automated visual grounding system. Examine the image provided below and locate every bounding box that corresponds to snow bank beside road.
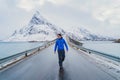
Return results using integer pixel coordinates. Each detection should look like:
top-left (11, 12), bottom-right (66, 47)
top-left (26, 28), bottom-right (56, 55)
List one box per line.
top-left (77, 49), bottom-right (120, 79)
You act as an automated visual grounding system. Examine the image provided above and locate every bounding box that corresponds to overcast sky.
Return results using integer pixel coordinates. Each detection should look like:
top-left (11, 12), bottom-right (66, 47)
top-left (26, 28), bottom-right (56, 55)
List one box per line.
top-left (0, 0), bottom-right (120, 40)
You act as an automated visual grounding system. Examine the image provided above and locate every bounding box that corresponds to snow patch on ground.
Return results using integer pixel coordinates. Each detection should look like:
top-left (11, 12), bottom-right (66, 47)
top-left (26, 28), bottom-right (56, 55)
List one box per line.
top-left (78, 49), bottom-right (120, 79)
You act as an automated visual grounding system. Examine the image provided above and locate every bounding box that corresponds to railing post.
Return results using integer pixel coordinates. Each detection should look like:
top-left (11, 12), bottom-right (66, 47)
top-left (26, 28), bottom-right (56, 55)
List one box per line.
top-left (25, 51), bottom-right (28, 57)
top-left (45, 45), bottom-right (47, 48)
top-left (38, 48), bottom-right (40, 51)
top-left (89, 51), bottom-right (91, 54)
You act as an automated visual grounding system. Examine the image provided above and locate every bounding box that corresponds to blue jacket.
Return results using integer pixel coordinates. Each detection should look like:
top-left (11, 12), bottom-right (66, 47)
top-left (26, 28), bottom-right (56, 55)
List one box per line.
top-left (54, 37), bottom-right (68, 52)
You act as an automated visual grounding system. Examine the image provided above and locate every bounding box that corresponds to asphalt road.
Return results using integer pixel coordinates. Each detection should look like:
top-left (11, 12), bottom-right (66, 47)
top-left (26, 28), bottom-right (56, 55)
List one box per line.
top-left (0, 45), bottom-right (117, 80)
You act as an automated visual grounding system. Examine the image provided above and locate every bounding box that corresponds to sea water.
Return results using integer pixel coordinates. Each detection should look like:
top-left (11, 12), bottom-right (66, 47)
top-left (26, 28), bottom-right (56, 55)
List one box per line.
top-left (82, 41), bottom-right (120, 58)
top-left (0, 42), bottom-right (44, 59)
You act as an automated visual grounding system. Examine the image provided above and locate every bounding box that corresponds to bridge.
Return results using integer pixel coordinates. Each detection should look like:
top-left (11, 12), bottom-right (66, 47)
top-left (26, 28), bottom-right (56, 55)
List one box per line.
top-left (0, 39), bottom-right (119, 80)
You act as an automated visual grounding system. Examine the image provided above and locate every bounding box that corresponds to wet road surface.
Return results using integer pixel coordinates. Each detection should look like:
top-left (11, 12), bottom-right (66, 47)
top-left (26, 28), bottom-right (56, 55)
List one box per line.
top-left (0, 45), bottom-right (117, 80)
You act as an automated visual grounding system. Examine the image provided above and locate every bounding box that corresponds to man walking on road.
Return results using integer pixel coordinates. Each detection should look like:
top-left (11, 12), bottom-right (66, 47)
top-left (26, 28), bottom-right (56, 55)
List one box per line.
top-left (54, 34), bottom-right (68, 70)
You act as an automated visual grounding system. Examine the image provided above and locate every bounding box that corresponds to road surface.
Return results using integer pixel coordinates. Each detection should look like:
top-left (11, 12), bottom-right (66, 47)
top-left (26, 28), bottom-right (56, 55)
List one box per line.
top-left (0, 45), bottom-right (117, 80)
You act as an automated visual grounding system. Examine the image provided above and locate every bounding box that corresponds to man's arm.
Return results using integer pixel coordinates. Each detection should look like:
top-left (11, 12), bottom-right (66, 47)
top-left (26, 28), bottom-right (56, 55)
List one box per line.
top-left (64, 39), bottom-right (68, 51)
top-left (54, 41), bottom-right (58, 52)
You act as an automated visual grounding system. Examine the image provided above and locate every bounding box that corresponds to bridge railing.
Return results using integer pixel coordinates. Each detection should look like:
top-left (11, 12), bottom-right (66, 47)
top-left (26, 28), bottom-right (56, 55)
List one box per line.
top-left (77, 46), bottom-right (120, 62)
top-left (67, 36), bottom-right (120, 63)
top-left (0, 40), bottom-right (55, 70)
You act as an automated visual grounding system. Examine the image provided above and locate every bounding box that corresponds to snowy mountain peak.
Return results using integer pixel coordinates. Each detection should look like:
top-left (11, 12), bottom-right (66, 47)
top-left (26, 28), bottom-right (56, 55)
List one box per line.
top-left (79, 28), bottom-right (91, 34)
top-left (67, 27), bottom-right (113, 41)
top-left (29, 11), bottom-right (47, 25)
top-left (5, 11), bottom-right (64, 42)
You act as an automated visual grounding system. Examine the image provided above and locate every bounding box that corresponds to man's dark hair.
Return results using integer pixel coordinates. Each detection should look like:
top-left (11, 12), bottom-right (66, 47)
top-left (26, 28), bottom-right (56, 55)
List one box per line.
top-left (57, 34), bottom-right (62, 36)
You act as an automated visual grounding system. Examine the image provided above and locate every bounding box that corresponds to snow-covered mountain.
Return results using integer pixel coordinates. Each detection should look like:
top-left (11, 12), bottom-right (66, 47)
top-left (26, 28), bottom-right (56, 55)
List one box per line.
top-left (67, 27), bottom-right (113, 41)
top-left (5, 10), bottom-right (114, 42)
top-left (5, 11), bottom-right (65, 42)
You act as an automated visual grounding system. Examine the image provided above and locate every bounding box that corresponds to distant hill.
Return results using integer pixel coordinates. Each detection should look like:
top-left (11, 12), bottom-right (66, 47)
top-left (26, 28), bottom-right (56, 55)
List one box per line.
top-left (115, 39), bottom-right (120, 43)
top-left (67, 27), bottom-right (114, 41)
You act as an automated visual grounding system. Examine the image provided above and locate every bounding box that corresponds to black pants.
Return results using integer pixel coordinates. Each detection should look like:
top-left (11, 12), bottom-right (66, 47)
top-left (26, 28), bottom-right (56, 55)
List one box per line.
top-left (58, 50), bottom-right (65, 67)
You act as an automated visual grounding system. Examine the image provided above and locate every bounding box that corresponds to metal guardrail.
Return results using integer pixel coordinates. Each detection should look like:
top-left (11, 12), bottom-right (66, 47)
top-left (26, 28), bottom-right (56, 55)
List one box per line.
top-left (0, 40), bottom-right (55, 69)
top-left (73, 43), bottom-right (120, 62)
top-left (67, 36), bottom-right (120, 63)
